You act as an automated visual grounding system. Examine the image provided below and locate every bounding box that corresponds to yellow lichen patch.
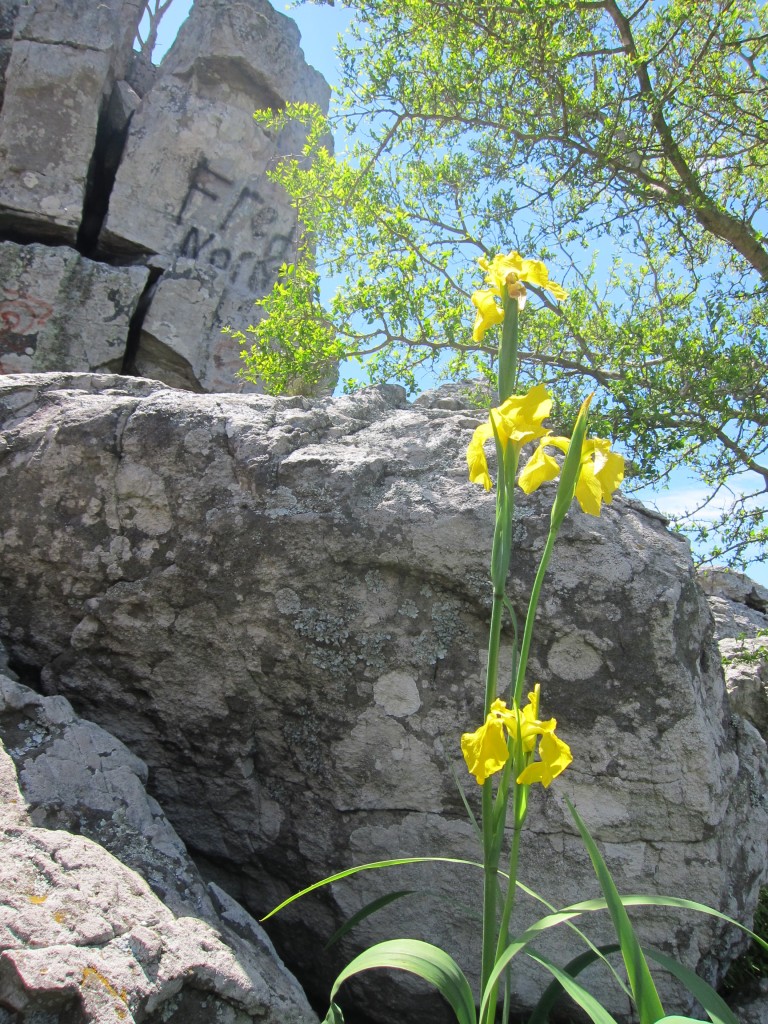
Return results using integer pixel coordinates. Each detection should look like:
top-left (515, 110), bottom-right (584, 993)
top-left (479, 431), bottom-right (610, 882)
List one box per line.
top-left (27, 893), bottom-right (48, 904)
top-left (81, 967), bottom-right (129, 1005)
top-left (53, 910), bottom-right (66, 924)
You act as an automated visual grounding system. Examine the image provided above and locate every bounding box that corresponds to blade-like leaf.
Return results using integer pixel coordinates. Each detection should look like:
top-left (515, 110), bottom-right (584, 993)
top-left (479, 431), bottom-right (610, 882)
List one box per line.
top-left (528, 945), bottom-right (621, 1024)
top-left (322, 1003), bottom-right (344, 1024)
top-left (567, 798), bottom-right (665, 1024)
top-left (324, 890), bottom-right (415, 949)
top-left (525, 950), bottom-right (621, 1024)
top-left (328, 939), bottom-right (477, 1024)
top-left (654, 1018), bottom-right (709, 1023)
top-left (261, 856), bottom-right (484, 921)
top-left (644, 948), bottom-right (740, 1024)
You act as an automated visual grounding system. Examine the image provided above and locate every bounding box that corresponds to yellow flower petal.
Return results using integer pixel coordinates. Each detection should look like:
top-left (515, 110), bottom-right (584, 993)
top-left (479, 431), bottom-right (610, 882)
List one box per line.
top-left (518, 444), bottom-right (560, 494)
top-left (517, 433), bottom-right (624, 516)
top-left (516, 731), bottom-right (573, 788)
top-left (495, 382), bottom-right (553, 448)
top-left (467, 422), bottom-right (494, 490)
top-left (471, 289), bottom-right (505, 343)
top-left (461, 714), bottom-right (510, 785)
top-left (574, 438), bottom-right (625, 516)
top-left (466, 385), bottom-right (553, 489)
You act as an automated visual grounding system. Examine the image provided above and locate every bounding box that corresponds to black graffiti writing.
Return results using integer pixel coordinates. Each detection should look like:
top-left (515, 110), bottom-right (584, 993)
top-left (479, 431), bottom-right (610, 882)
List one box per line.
top-left (174, 157), bottom-right (296, 296)
top-left (176, 157), bottom-right (234, 225)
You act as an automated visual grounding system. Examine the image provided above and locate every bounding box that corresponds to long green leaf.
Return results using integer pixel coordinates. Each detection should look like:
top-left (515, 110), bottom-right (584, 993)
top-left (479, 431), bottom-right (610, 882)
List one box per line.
top-left (524, 950), bottom-right (621, 1024)
top-left (644, 948), bottom-right (739, 1024)
top-left (567, 798), bottom-right (665, 1024)
top-left (324, 890), bottom-right (415, 949)
top-left (322, 1003), bottom-right (344, 1024)
top-left (528, 945), bottom-right (621, 1024)
top-left (261, 857), bottom-right (484, 921)
top-left (654, 1018), bottom-right (709, 1023)
top-left (327, 939), bottom-right (477, 1024)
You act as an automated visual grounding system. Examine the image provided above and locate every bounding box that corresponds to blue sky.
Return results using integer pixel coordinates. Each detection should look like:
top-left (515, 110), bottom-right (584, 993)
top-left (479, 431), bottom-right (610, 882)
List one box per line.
top-left (149, 2), bottom-right (767, 587)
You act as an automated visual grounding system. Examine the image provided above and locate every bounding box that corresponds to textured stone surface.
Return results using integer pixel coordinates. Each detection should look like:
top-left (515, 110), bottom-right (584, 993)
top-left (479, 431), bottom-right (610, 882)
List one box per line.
top-left (0, 242), bottom-right (148, 375)
top-left (700, 568), bottom-right (768, 739)
top-left (728, 978), bottom-right (768, 1024)
top-left (0, 666), bottom-right (318, 1024)
top-left (0, 372), bottom-right (766, 1023)
top-left (101, 0), bottom-right (331, 392)
top-left (0, 0), bottom-right (144, 239)
top-left (0, 1), bottom-right (18, 112)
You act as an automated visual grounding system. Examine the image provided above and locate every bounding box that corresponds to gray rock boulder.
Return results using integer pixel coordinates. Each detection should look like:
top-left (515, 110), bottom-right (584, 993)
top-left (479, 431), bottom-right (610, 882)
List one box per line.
top-left (0, 242), bottom-right (148, 375)
top-left (0, 662), bottom-right (318, 1024)
top-left (0, 371), bottom-right (766, 1023)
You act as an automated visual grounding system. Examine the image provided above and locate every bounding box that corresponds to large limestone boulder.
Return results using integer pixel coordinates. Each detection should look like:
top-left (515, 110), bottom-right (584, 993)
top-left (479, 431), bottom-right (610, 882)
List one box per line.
top-left (100, 0), bottom-right (331, 392)
top-left (0, 661), bottom-right (318, 1024)
top-left (0, 371), bottom-right (766, 1023)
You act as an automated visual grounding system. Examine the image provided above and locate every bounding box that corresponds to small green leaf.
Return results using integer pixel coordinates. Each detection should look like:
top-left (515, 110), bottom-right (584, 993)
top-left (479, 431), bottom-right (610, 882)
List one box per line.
top-left (261, 856), bottom-right (483, 921)
top-left (324, 890), bottom-right (416, 949)
top-left (654, 1017), bottom-right (709, 1023)
top-left (322, 1002), bottom-right (345, 1024)
top-left (328, 939), bottom-right (477, 1024)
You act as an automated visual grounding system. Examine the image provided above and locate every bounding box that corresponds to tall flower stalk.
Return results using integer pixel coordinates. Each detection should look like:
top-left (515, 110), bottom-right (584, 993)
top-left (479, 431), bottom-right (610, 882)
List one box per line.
top-left (463, 251), bottom-right (622, 1022)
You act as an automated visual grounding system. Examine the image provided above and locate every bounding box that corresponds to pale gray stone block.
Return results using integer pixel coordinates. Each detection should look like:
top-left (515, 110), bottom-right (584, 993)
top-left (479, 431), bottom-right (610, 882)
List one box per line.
top-left (0, 242), bottom-right (148, 375)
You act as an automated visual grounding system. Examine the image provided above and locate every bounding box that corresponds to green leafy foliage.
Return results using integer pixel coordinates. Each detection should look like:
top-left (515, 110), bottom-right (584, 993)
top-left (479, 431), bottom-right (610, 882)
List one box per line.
top-left (236, 0), bottom-right (768, 569)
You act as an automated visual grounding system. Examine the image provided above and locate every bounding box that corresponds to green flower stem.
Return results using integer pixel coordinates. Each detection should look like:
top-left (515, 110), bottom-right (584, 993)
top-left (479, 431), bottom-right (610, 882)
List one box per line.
top-left (480, 293), bottom-right (521, 1017)
top-left (481, 780), bottom-right (500, 1005)
top-left (482, 804), bottom-right (524, 1024)
top-left (512, 526), bottom-right (559, 708)
top-left (498, 294), bottom-right (518, 403)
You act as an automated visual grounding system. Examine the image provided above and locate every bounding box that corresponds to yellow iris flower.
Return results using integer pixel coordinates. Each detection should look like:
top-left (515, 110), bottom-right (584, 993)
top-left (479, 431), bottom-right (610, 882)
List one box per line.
top-left (461, 686), bottom-right (572, 787)
top-left (479, 251), bottom-right (569, 303)
top-left (518, 435), bottom-right (625, 516)
top-left (471, 251), bottom-right (568, 342)
top-left (467, 383), bottom-right (553, 491)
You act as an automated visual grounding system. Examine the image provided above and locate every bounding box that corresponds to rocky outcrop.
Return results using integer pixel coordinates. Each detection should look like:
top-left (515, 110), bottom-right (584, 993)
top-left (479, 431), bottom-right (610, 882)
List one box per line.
top-left (699, 568), bottom-right (768, 739)
top-left (0, 0), bottom-right (330, 392)
top-left (1, 371), bottom-right (766, 1022)
top-left (0, 657), bottom-right (318, 1024)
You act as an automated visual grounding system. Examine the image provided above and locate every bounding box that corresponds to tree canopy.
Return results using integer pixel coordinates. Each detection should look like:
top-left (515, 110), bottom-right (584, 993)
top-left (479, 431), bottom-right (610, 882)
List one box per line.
top-left (232, 0), bottom-right (768, 570)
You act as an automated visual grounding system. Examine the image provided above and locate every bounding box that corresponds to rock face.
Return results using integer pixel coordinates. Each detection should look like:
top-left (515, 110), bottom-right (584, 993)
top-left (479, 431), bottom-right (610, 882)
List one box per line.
top-left (0, 0), bottom-right (144, 239)
top-left (699, 568), bottom-right (768, 739)
top-left (0, 242), bottom-right (149, 375)
top-left (1, 371), bottom-right (767, 1022)
top-left (0, 657), bottom-right (318, 1024)
top-left (0, 0), bottom-right (330, 392)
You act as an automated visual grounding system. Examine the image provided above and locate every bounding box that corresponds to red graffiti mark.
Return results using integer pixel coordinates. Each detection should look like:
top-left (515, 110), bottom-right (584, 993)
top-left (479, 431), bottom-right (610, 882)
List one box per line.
top-left (0, 290), bottom-right (54, 336)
